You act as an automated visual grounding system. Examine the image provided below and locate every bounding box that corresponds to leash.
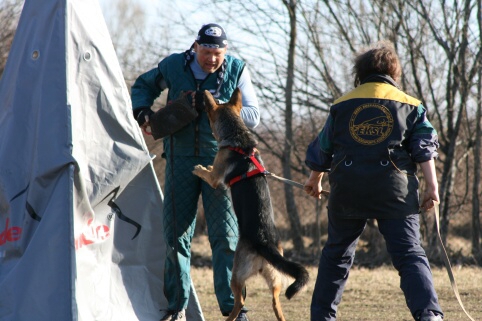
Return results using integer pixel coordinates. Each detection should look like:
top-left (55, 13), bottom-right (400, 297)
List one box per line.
top-left (432, 202), bottom-right (476, 321)
top-left (226, 146), bottom-right (330, 195)
top-left (227, 147), bottom-right (330, 196)
top-left (169, 135), bottom-right (183, 317)
top-left (266, 172), bottom-right (330, 196)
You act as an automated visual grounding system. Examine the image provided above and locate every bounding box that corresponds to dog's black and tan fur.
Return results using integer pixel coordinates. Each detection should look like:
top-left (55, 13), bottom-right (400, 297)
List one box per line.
top-left (192, 88), bottom-right (309, 321)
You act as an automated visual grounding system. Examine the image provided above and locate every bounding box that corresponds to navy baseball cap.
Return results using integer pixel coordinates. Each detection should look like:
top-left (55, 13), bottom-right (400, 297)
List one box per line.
top-left (195, 23), bottom-right (228, 48)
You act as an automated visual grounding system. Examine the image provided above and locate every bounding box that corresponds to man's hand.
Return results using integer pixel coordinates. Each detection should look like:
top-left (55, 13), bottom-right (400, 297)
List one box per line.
top-left (304, 171), bottom-right (324, 199)
top-left (419, 159), bottom-right (439, 212)
top-left (136, 108), bottom-right (154, 126)
top-left (420, 187), bottom-right (439, 211)
top-left (136, 108), bottom-right (154, 134)
top-left (192, 90), bottom-right (206, 112)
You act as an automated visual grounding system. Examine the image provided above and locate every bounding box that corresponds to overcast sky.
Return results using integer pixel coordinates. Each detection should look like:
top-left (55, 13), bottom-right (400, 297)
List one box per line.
top-left (98, 0), bottom-right (211, 32)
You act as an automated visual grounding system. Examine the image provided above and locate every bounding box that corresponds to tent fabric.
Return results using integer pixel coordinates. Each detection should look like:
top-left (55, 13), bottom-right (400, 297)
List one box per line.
top-left (0, 0), bottom-right (204, 320)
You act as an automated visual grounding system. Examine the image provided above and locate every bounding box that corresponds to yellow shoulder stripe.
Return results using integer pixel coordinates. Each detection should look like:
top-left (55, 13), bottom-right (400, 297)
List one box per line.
top-left (334, 83), bottom-right (421, 106)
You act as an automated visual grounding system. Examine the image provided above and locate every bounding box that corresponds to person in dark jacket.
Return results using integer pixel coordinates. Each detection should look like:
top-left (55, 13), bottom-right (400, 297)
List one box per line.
top-left (131, 23), bottom-right (259, 321)
top-left (303, 41), bottom-right (443, 321)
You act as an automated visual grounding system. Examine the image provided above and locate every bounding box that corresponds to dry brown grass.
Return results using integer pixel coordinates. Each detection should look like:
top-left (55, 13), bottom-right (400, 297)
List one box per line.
top-left (191, 266), bottom-right (482, 321)
top-left (191, 236), bottom-right (482, 321)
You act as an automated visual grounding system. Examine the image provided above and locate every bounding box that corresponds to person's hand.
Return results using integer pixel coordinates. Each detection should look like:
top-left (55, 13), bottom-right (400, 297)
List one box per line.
top-left (304, 171), bottom-right (324, 199)
top-left (136, 108), bottom-right (154, 134)
top-left (419, 159), bottom-right (439, 212)
top-left (191, 90), bottom-right (205, 112)
top-left (420, 185), bottom-right (439, 211)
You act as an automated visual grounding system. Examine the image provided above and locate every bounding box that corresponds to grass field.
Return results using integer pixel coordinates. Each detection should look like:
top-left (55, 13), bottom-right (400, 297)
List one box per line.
top-left (191, 266), bottom-right (482, 320)
top-left (190, 236), bottom-right (482, 321)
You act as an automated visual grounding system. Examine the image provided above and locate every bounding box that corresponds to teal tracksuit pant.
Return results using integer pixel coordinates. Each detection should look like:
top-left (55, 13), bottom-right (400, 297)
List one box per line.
top-left (163, 155), bottom-right (239, 315)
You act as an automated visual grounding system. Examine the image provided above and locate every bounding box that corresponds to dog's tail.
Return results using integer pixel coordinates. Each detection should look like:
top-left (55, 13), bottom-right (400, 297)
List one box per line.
top-left (256, 243), bottom-right (309, 300)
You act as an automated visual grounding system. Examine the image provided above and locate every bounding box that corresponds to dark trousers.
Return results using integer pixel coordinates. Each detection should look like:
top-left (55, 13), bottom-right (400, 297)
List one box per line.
top-left (311, 213), bottom-right (443, 321)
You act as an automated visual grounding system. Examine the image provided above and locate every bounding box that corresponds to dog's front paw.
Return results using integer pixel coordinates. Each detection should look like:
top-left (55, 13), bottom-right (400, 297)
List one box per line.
top-left (192, 164), bottom-right (207, 176)
top-left (193, 164), bottom-right (206, 171)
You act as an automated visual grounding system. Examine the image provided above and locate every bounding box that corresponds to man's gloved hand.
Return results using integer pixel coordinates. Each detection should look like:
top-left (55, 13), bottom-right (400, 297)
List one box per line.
top-left (149, 93), bottom-right (198, 140)
top-left (136, 108), bottom-right (154, 127)
top-left (193, 90), bottom-right (205, 112)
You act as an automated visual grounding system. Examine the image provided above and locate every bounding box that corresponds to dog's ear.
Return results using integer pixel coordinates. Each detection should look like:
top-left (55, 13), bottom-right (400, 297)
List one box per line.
top-left (228, 88), bottom-right (243, 114)
top-left (204, 90), bottom-right (218, 111)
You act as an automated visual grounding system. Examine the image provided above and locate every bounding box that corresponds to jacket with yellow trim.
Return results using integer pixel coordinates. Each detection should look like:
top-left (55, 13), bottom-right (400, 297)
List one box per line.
top-left (305, 74), bottom-right (439, 219)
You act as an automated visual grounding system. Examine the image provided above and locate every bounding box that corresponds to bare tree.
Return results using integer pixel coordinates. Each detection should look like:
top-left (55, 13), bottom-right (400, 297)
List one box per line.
top-left (102, 0), bottom-right (482, 263)
top-left (471, 0), bottom-right (482, 257)
top-left (280, 0), bottom-right (305, 252)
top-left (100, 0), bottom-right (196, 87)
top-left (0, 0), bottom-right (23, 79)
top-left (472, 66), bottom-right (481, 258)
top-left (390, 1), bottom-right (482, 250)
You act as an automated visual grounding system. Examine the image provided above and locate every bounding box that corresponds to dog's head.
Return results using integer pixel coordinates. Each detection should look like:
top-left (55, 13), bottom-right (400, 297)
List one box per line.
top-left (203, 88), bottom-right (243, 142)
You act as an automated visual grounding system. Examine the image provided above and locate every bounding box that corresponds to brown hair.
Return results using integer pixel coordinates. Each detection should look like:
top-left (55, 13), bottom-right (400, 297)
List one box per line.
top-left (353, 40), bottom-right (402, 87)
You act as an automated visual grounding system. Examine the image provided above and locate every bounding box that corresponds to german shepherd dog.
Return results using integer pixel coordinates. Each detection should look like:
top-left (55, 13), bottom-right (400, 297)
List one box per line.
top-left (192, 88), bottom-right (309, 321)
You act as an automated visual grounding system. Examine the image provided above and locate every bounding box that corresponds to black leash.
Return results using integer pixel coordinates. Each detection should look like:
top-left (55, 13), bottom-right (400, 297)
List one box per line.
top-left (169, 135), bottom-right (183, 318)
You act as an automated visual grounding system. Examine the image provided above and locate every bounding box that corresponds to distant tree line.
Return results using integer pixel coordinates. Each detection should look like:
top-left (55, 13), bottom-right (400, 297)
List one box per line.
top-left (2, 0), bottom-right (481, 266)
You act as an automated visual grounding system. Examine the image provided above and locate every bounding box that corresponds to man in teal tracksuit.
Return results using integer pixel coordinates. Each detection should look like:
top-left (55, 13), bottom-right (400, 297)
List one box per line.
top-left (131, 23), bottom-right (259, 321)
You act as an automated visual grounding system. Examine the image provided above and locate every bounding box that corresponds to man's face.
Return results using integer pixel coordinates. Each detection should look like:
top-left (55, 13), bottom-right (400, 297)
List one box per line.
top-left (195, 43), bottom-right (227, 73)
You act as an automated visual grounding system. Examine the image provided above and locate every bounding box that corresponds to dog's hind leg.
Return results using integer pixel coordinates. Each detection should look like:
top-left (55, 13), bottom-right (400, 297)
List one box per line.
top-left (225, 273), bottom-right (246, 321)
top-left (261, 262), bottom-right (286, 321)
top-left (226, 242), bottom-right (257, 321)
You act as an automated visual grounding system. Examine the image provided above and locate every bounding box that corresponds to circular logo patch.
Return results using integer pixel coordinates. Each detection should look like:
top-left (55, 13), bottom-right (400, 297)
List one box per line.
top-left (205, 26), bottom-right (223, 37)
top-left (349, 103), bottom-right (394, 145)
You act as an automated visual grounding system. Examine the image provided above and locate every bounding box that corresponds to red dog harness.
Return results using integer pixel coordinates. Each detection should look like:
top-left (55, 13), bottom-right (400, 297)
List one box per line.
top-left (228, 147), bottom-right (268, 186)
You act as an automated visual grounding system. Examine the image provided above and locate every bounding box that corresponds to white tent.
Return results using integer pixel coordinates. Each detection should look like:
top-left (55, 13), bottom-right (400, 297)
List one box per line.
top-left (0, 0), bottom-right (204, 320)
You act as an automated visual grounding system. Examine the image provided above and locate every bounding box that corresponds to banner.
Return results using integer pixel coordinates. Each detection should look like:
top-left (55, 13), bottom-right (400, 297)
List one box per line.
top-left (0, 0), bottom-right (204, 320)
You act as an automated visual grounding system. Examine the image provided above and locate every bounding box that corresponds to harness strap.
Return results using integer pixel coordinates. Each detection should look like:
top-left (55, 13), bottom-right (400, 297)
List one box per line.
top-left (228, 147), bottom-right (267, 186)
